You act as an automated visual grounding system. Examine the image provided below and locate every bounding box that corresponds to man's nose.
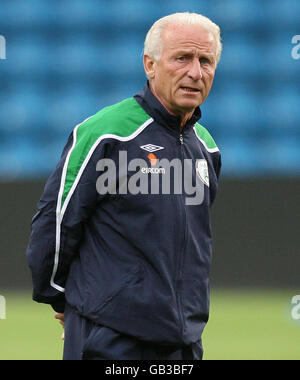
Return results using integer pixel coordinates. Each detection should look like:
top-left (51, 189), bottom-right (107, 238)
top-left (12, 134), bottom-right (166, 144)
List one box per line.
top-left (188, 59), bottom-right (202, 80)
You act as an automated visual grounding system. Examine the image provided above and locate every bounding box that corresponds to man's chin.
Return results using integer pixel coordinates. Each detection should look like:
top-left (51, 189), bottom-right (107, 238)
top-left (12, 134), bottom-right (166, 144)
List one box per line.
top-left (177, 98), bottom-right (203, 111)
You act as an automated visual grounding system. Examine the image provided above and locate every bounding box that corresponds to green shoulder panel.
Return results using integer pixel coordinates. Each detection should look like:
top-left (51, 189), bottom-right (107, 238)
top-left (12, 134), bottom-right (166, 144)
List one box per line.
top-left (79, 97), bottom-right (151, 139)
top-left (61, 98), bottom-right (151, 208)
top-left (194, 122), bottom-right (219, 152)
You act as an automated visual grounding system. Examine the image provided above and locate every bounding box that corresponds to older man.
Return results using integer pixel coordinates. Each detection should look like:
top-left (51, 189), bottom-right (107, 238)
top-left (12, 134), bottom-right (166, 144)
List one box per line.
top-left (27, 12), bottom-right (222, 360)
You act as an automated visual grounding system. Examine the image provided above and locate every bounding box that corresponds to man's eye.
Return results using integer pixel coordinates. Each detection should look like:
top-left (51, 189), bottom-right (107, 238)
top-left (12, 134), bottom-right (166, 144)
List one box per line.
top-left (200, 58), bottom-right (210, 64)
top-left (177, 56), bottom-right (186, 62)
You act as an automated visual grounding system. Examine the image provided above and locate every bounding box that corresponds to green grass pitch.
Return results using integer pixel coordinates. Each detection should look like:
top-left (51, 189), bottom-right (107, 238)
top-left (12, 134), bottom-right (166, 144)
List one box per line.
top-left (0, 289), bottom-right (299, 360)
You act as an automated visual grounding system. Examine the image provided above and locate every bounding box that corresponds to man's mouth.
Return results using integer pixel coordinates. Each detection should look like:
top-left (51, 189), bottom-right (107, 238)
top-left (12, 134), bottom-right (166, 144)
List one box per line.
top-left (180, 87), bottom-right (201, 93)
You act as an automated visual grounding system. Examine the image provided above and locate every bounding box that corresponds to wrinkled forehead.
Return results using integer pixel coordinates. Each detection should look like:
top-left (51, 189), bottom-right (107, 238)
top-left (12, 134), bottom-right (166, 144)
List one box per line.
top-left (161, 23), bottom-right (217, 54)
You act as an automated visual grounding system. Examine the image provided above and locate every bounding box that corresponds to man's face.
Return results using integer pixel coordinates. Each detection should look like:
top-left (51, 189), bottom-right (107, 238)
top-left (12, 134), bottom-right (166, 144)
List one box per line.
top-left (144, 23), bottom-right (217, 118)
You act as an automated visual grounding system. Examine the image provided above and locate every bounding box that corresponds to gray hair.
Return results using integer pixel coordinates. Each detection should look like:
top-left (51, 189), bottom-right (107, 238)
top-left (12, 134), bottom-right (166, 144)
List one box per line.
top-left (144, 12), bottom-right (222, 65)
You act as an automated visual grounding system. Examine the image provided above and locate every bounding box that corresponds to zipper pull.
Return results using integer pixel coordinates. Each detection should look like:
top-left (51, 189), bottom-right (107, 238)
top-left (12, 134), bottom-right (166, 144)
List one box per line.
top-left (179, 134), bottom-right (183, 145)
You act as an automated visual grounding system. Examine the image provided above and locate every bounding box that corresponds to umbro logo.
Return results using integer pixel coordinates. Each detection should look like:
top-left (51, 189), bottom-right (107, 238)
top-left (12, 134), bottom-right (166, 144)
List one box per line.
top-left (140, 144), bottom-right (165, 153)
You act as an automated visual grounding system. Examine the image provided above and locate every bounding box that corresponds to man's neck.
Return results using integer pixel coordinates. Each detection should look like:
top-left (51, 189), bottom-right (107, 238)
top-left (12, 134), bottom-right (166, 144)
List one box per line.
top-left (180, 111), bottom-right (194, 131)
top-left (149, 82), bottom-right (195, 131)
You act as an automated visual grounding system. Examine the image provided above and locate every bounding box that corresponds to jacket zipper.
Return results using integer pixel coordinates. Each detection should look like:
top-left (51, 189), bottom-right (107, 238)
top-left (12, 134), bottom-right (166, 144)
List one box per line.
top-left (176, 132), bottom-right (187, 339)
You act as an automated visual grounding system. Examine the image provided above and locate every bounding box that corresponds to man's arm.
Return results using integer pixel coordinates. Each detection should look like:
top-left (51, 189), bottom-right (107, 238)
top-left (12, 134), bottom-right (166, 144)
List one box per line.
top-left (26, 118), bottom-right (103, 313)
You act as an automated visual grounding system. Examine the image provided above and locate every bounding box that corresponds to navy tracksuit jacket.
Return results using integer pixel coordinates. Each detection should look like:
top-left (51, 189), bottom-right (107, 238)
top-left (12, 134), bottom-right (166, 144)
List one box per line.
top-left (27, 83), bottom-right (221, 347)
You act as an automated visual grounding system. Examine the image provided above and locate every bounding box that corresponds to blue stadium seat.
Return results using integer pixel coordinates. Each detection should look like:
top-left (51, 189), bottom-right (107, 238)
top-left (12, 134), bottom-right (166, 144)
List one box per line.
top-left (55, 0), bottom-right (101, 26)
top-left (0, 134), bottom-right (70, 178)
top-left (219, 36), bottom-right (265, 77)
top-left (267, 0), bottom-right (300, 26)
top-left (53, 37), bottom-right (105, 77)
top-left (0, 138), bottom-right (40, 178)
top-left (260, 85), bottom-right (300, 135)
top-left (0, 0), bottom-right (55, 29)
top-left (264, 33), bottom-right (299, 79)
top-left (210, 0), bottom-right (267, 29)
top-left (4, 35), bottom-right (54, 78)
top-left (205, 82), bottom-right (264, 135)
top-left (0, 0), bottom-right (299, 178)
top-left (220, 133), bottom-right (300, 176)
top-left (154, 0), bottom-right (210, 17)
top-left (0, 84), bottom-right (48, 133)
top-left (218, 136), bottom-right (262, 176)
top-left (106, 38), bottom-right (144, 77)
top-left (47, 84), bottom-right (106, 136)
top-left (0, 146), bottom-right (22, 179)
top-left (110, 0), bottom-right (160, 27)
top-left (258, 136), bottom-right (300, 175)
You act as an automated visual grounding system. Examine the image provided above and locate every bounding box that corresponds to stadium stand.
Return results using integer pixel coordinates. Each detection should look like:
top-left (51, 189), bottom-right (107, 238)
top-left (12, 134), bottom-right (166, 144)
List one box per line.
top-left (0, 0), bottom-right (299, 177)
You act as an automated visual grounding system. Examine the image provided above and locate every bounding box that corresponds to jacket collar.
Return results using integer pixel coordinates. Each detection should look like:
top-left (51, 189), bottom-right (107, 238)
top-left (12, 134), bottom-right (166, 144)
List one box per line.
top-left (134, 82), bottom-right (202, 134)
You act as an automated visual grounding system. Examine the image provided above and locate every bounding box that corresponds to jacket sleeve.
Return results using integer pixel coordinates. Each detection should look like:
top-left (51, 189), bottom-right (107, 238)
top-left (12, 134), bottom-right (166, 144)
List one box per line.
top-left (215, 153), bottom-right (222, 180)
top-left (208, 150), bottom-right (222, 207)
top-left (26, 122), bottom-right (105, 313)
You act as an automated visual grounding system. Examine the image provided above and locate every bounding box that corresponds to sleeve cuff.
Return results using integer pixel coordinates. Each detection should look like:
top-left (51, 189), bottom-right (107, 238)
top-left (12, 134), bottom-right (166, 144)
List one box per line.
top-left (51, 301), bottom-right (65, 313)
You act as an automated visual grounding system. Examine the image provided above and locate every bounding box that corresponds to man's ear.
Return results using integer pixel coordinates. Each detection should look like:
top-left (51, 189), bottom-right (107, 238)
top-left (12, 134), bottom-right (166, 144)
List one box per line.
top-left (143, 54), bottom-right (156, 79)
